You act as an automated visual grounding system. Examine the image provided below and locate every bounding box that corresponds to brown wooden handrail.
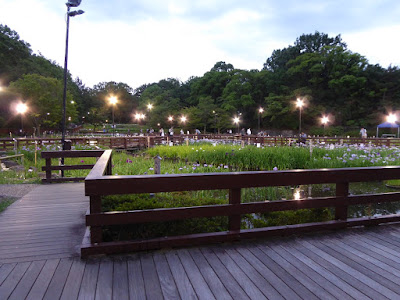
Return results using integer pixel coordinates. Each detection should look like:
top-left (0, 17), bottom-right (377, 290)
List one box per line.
top-left (2, 135), bottom-right (400, 151)
top-left (82, 149), bottom-right (400, 256)
top-left (41, 150), bottom-right (104, 183)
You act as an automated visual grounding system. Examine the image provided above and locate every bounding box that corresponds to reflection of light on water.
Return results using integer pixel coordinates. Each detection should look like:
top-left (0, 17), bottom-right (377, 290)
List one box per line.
top-left (294, 189), bottom-right (301, 200)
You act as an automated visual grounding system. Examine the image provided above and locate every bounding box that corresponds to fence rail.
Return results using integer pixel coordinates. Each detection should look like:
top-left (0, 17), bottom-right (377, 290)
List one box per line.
top-left (41, 150), bottom-right (104, 183)
top-left (2, 135), bottom-right (400, 151)
top-left (82, 149), bottom-right (400, 256)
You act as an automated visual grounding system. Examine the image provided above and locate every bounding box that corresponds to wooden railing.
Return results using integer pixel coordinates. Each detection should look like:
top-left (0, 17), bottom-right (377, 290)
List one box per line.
top-left (41, 150), bottom-right (104, 183)
top-left (2, 135), bottom-right (400, 150)
top-left (82, 150), bottom-right (400, 256)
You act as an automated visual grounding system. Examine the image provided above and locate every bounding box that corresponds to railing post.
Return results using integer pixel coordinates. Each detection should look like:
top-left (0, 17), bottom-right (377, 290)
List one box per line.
top-left (229, 188), bottom-right (241, 233)
top-left (90, 195), bottom-right (103, 243)
top-left (335, 182), bottom-right (349, 221)
top-left (45, 158), bottom-right (51, 182)
top-left (106, 152), bottom-right (113, 175)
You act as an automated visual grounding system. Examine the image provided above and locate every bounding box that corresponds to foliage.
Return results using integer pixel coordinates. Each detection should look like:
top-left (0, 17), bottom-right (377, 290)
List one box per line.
top-left (2, 24), bottom-right (400, 134)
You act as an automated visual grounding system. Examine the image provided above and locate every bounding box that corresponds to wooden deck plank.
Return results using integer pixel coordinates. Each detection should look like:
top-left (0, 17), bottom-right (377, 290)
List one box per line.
top-left (176, 249), bottom-right (215, 300)
top-left (0, 183), bottom-right (88, 264)
top-left (112, 259), bottom-right (129, 300)
top-left (199, 247), bottom-right (249, 300)
top-left (153, 252), bottom-right (180, 300)
top-left (188, 248), bottom-right (232, 300)
top-left (222, 246), bottom-right (285, 300)
top-left (60, 258), bottom-right (86, 300)
top-left (244, 243), bottom-right (317, 300)
top-left (26, 259), bottom-right (60, 300)
top-left (266, 241), bottom-right (354, 300)
top-left (95, 259), bottom-right (113, 300)
top-left (292, 239), bottom-right (381, 299)
top-left (140, 253), bottom-right (164, 299)
top-left (0, 262), bottom-right (31, 300)
top-left (77, 260), bottom-right (100, 300)
top-left (164, 251), bottom-right (198, 299)
top-left (325, 235), bottom-right (400, 278)
top-left (282, 240), bottom-right (368, 299)
top-left (8, 260), bottom-right (45, 300)
top-left (127, 255), bottom-right (146, 300)
top-left (253, 243), bottom-right (336, 300)
top-left (0, 263), bottom-right (16, 285)
top-left (299, 238), bottom-right (398, 299)
top-left (335, 234), bottom-right (400, 271)
top-left (43, 258), bottom-right (73, 300)
top-left (310, 236), bottom-right (400, 295)
top-left (233, 244), bottom-right (293, 300)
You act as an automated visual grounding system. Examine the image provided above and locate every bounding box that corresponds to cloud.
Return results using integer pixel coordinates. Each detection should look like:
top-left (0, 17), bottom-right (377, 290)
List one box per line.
top-left (1, 0), bottom-right (400, 90)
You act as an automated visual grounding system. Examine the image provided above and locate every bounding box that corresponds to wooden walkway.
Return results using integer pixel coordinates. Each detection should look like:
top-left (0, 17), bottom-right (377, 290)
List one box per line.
top-left (1, 184), bottom-right (400, 299)
top-left (0, 183), bottom-right (88, 264)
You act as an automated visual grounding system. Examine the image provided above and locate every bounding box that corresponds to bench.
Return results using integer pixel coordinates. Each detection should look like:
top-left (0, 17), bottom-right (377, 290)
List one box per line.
top-left (382, 134), bottom-right (396, 138)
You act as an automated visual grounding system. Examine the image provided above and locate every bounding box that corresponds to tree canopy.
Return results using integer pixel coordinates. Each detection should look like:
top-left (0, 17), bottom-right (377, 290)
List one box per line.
top-left (1, 25), bottom-right (399, 135)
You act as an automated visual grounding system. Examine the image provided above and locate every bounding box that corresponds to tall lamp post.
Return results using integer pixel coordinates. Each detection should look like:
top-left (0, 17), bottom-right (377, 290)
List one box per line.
top-left (296, 98), bottom-right (304, 136)
top-left (62, 0), bottom-right (84, 150)
top-left (321, 115), bottom-right (329, 136)
top-left (258, 107), bottom-right (264, 132)
top-left (233, 116), bottom-right (240, 134)
top-left (387, 113), bottom-right (398, 138)
top-left (109, 96), bottom-right (117, 136)
top-left (16, 103), bottom-right (28, 134)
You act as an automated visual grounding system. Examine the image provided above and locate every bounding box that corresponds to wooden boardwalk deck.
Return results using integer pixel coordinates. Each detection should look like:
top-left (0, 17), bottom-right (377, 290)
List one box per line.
top-left (0, 183), bottom-right (88, 264)
top-left (1, 184), bottom-right (400, 299)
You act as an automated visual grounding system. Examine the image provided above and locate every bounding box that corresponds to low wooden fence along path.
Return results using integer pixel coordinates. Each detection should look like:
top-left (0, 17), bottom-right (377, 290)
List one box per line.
top-left (1, 183), bottom-right (400, 298)
top-left (1, 135), bottom-right (400, 151)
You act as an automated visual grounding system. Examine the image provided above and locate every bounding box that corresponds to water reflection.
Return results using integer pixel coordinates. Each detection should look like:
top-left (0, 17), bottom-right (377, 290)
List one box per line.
top-left (291, 181), bottom-right (400, 217)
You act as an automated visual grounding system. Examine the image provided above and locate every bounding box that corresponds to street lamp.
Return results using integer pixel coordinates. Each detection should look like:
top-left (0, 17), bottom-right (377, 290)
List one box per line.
top-left (61, 0), bottom-right (84, 150)
top-left (233, 116), bottom-right (240, 134)
top-left (321, 115), bottom-right (329, 136)
top-left (180, 115), bottom-right (187, 124)
top-left (147, 103), bottom-right (153, 111)
top-left (16, 103), bottom-right (28, 134)
top-left (109, 96), bottom-right (117, 136)
top-left (258, 107), bottom-right (264, 132)
top-left (296, 98), bottom-right (304, 136)
top-left (387, 113), bottom-right (397, 124)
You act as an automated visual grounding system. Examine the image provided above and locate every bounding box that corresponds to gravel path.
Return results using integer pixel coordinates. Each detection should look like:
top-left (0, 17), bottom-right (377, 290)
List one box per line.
top-left (0, 184), bottom-right (40, 198)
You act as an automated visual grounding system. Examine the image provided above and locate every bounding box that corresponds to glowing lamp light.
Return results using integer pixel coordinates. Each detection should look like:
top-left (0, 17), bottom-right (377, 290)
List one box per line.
top-left (296, 98), bottom-right (304, 108)
top-left (147, 103), bottom-right (153, 110)
top-left (109, 96), bottom-right (117, 105)
top-left (180, 116), bottom-right (187, 123)
top-left (321, 115), bottom-right (329, 125)
top-left (168, 116), bottom-right (174, 122)
top-left (16, 103), bottom-right (28, 114)
top-left (259, 107), bottom-right (264, 114)
top-left (387, 113), bottom-right (397, 124)
top-left (233, 117), bottom-right (240, 124)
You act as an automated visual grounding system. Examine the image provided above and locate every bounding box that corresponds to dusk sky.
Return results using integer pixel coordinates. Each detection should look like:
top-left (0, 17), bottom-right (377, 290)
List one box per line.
top-left (1, 0), bottom-right (400, 90)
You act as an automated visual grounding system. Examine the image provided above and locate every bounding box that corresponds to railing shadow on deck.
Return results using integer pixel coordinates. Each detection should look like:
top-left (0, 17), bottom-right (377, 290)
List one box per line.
top-left (82, 149), bottom-right (400, 257)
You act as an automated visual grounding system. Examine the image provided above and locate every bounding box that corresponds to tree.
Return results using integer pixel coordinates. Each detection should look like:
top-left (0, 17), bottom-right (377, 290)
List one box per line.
top-left (9, 74), bottom-right (77, 131)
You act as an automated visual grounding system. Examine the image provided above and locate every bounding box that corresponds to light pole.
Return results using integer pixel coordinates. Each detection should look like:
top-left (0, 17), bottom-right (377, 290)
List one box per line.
top-left (213, 110), bottom-right (218, 134)
top-left (321, 115), bottom-right (329, 136)
top-left (387, 113), bottom-right (398, 137)
top-left (296, 98), bottom-right (304, 136)
top-left (62, 0), bottom-right (84, 150)
top-left (16, 103), bottom-right (28, 134)
top-left (109, 96), bottom-right (117, 136)
top-left (258, 107), bottom-right (264, 132)
top-left (233, 116), bottom-right (240, 134)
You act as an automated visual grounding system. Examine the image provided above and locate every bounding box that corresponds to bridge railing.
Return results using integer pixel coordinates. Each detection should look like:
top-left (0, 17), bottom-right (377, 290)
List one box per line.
top-left (41, 150), bottom-right (104, 183)
top-left (82, 149), bottom-right (400, 256)
top-left (2, 135), bottom-right (400, 150)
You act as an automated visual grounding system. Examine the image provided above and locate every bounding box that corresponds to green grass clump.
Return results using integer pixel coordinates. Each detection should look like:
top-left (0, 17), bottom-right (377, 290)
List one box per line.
top-left (0, 197), bottom-right (16, 213)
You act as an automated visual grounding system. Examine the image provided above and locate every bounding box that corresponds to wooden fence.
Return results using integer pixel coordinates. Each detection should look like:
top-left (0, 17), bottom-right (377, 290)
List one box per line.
top-left (82, 149), bottom-right (400, 256)
top-left (41, 150), bottom-right (104, 183)
top-left (2, 135), bottom-right (400, 151)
